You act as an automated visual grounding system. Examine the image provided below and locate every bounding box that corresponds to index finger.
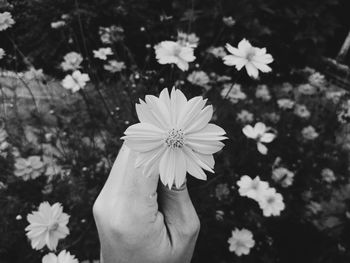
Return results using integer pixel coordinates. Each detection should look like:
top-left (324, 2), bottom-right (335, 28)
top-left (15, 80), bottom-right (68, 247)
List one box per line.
top-left (101, 143), bottom-right (159, 199)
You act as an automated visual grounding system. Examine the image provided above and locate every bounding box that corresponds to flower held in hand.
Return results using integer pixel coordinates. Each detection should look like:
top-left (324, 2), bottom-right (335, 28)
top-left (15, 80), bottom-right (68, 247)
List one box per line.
top-left (122, 88), bottom-right (226, 188)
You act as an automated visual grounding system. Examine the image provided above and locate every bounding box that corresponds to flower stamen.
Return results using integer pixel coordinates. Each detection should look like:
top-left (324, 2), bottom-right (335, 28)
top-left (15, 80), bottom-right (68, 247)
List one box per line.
top-left (165, 129), bottom-right (185, 148)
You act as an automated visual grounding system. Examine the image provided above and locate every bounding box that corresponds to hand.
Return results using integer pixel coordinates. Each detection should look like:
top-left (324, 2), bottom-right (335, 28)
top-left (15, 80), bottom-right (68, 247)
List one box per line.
top-left (93, 144), bottom-right (200, 263)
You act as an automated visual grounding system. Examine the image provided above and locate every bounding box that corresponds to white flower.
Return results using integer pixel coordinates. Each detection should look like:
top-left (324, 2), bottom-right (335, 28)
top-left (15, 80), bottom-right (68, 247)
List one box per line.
top-left (321, 168), bottom-right (336, 183)
top-left (301, 126), bottom-right (318, 140)
top-left (62, 70), bottom-right (90, 93)
top-left (207, 46), bottom-right (227, 58)
top-left (0, 12), bottom-right (15, 31)
top-left (93, 47), bottom-right (113, 60)
top-left (272, 167), bottom-right (294, 187)
top-left (308, 72), bottom-right (325, 87)
top-left (187, 71), bottom-right (210, 88)
top-left (51, 21), bottom-right (66, 29)
top-left (42, 250), bottom-right (78, 263)
top-left (122, 88), bottom-right (226, 188)
top-left (104, 60), bottom-right (125, 73)
top-left (242, 122), bottom-right (275, 155)
top-left (297, 83), bottom-right (317, 95)
top-left (177, 31), bottom-right (199, 48)
top-left (222, 16), bottom-right (236, 27)
top-left (237, 175), bottom-right (269, 200)
top-left (24, 67), bottom-right (45, 81)
top-left (25, 202), bottom-right (70, 251)
top-left (258, 188), bottom-right (285, 217)
top-left (228, 228), bottom-right (255, 256)
top-left (294, 104), bottom-right (311, 119)
top-left (14, 156), bottom-right (44, 180)
top-left (0, 48), bottom-right (5, 59)
top-left (236, 110), bottom-right (254, 123)
top-left (255, 84), bottom-right (271, 101)
top-left (61, 52), bottom-right (83, 71)
top-left (326, 90), bottom-right (345, 104)
top-left (154, 41), bottom-right (196, 71)
top-left (221, 83), bottom-right (246, 104)
top-left (223, 39), bottom-right (273, 78)
top-left (277, 98), bottom-right (295, 110)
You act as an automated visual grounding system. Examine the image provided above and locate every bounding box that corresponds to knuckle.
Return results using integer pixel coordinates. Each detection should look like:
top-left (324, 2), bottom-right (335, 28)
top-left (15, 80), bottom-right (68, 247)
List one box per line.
top-left (180, 214), bottom-right (201, 238)
top-left (92, 195), bottom-right (103, 219)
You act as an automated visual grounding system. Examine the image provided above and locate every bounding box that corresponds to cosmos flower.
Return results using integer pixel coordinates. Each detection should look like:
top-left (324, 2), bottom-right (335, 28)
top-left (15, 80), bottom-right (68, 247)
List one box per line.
top-left (51, 21), bottom-right (66, 29)
top-left (258, 188), bottom-right (285, 217)
top-left (277, 98), bottom-right (295, 110)
top-left (222, 16), bottom-right (236, 27)
top-left (301, 126), bottom-right (319, 140)
top-left (297, 84), bottom-right (317, 95)
top-left (228, 228), bottom-right (255, 256)
top-left (25, 202), bottom-right (70, 251)
top-left (187, 70), bottom-right (210, 88)
top-left (104, 60), bottom-right (125, 73)
top-left (294, 104), bottom-right (311, 119)
top-left (122, 88), bottom-right (226, 188)
top-left (62, 70), bottom-right (90, 93)
top-left (61, 52), bottom-right (83, 71)
top-left (14, 156), bottom-right (44, 181)
top-left (242, 122), bottom-right (275, 155)
top-left (272, 167), bottom-right (294, 187)
top-left (0, 48), bottom-right (5, 59)
top-left (236, 110), bottom-right (254, 123)
top-left (321, 168), bottom-right (336, 183)
top-left (24, 67), bottom-right (45, 81)
top-left (207, 46), bottom-right (227, 58)
top-left (220, 84), bottom-right (246, 104)
top-left (237, 175), bottom-right (269, 200)
top-left (223, 39), bottom-right (273, 78)
top-left (255, 84), bottom-right (271, 101)
top-left (93, 47), bottom-right (113, 60)
top-left (0, 12), bottom-right (15, 31)
top-left (42, 250), bottom-right (78, 263)
top-left (177, 31), bottom-right (199, 48)
top-left (154, 41), bottom-right (196, 71)
top-left (308, 72), bottom-right (325, 87)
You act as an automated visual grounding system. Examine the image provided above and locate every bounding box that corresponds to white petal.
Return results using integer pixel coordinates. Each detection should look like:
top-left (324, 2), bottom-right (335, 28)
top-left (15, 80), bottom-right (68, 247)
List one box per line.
top-left (238, 39), bottom-right (253, 53)
top-left (159, 148), bottom-right (173, 188)
top-left (225, 43), bottom-right (245, 57)
top-left (135, 100), bottom-right (165, 129)
top-left (179, 97), bottom-right (206, 129)
top-left (135, 146), bottom-right (165, 169)
top-left (186, 157), bottom-right (207, 180)
top-left (124, 122), bottom-right (165, 138)
top-left (245, 63), bottom-right (259, 79)
top-left (242, 125), bottom-right (257, 139)
top-left (185, 106), bottom-right (213, 134)
top-left (183, 146), bottom-right (214, 172)
top-left (254, 122), bottom-right (266, 135)
top-left (186, 140), bottom-right (225, 155)
top-left (260, 133), bottom-right (275, 143)
top-left (187, 123), bottom-right (226, 138)
top-left (257, 142), bottom-right (268, 155)
top-left (252, 61), bottom-right (272, 73)
top-left (174, 151), bottom-right (187, 188)
top-left (145, 95), bottom-right (171, 128)
top-left (195, 153), bottom-right (215, 169)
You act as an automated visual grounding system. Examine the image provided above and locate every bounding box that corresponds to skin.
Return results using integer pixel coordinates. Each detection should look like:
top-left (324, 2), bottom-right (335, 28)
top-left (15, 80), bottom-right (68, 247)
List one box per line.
top-left (93, 144), bottom-right (200, 263)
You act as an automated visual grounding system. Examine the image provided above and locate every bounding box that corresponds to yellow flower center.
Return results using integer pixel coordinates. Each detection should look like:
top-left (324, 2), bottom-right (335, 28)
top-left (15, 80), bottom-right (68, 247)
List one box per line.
top-left (165, 129), bottom-right (185, 148)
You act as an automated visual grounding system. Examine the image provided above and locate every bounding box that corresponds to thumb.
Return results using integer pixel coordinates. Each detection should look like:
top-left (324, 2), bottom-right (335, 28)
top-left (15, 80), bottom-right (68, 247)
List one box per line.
top-left (158, 182), bottom-right (200, 242)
